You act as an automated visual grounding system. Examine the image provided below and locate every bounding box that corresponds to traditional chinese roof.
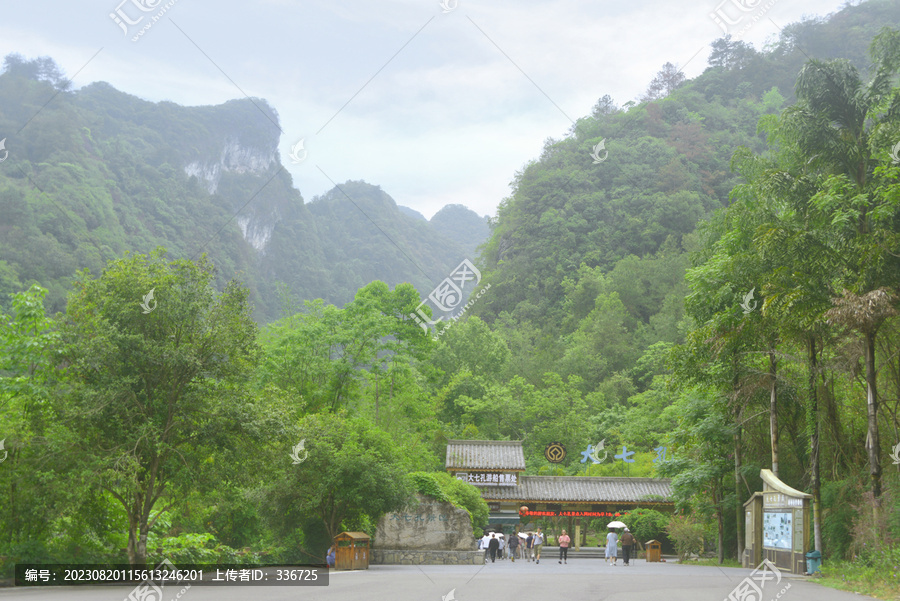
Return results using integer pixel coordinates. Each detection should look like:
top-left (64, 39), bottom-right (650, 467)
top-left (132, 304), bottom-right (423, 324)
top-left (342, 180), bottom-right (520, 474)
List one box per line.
top-left (760, 469), bottom-right (812, 498)
top-left (445, 440), bottom-right (526, 471)
top-left (481, 476), bottom-right (673, 503)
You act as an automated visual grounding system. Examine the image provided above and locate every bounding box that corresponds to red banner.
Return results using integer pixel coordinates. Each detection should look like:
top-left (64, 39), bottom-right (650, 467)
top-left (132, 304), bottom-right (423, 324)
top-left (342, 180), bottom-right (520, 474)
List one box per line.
top-left (520, 510), bottom-right (625, 517)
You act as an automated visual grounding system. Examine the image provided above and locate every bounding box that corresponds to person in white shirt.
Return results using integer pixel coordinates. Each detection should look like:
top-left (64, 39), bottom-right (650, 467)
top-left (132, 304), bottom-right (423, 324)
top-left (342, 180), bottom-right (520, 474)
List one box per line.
top-left (480, 533), bottom-right (492, 563)
top-left (498, 534), bottom-right (506, 559)
top-left (533, 527), bottom-right (545, 564)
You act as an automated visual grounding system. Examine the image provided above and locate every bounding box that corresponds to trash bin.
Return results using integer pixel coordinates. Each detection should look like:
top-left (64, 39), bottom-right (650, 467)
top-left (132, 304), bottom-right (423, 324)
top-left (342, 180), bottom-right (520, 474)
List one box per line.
top-left (805, 550), bottom-right (822, 575)
top-left (334, 532), bottom-right (371, 570)
top-left (645, 540), bottom-right (662, 563)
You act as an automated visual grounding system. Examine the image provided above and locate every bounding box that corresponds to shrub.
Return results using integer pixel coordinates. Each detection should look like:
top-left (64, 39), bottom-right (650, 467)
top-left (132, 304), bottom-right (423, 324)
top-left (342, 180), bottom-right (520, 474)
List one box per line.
top-left (665, 515), bottom-right (705, 561)
top-left (627, 508), bottom-right (669, 544)
top-left (410, 472), bottom-right (489, 537)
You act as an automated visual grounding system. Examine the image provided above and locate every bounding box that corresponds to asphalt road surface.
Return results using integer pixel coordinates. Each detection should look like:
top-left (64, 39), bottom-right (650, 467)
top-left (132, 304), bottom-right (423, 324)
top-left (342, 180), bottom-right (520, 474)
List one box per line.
top-left (0, 559), bottom-right (877, 601)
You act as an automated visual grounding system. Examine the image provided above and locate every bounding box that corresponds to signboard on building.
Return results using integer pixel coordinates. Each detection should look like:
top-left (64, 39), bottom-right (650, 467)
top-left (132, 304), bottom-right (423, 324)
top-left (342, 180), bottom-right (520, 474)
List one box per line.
top-left (455, 472), bottom-right (518, 486)
top-left (521, 510), bottom-right (624, 518)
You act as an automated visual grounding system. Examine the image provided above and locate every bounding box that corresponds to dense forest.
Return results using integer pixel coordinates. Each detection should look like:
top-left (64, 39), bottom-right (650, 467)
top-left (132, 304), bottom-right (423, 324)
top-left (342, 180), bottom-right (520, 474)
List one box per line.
top-left (2, 0), bottom-right (900, 595)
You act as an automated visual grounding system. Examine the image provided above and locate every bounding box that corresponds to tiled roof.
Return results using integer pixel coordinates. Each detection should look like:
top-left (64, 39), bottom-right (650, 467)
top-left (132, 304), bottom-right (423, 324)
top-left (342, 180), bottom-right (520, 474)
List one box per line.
top-left (445, 440), bottom-right (526, 471)
top-left (482, 476), bottom-right (673, 503)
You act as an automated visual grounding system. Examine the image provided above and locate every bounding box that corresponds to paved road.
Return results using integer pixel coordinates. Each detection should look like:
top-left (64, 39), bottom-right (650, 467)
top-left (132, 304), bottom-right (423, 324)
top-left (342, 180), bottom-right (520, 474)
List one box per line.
top-left (0, 559), bottom-right (876, 601)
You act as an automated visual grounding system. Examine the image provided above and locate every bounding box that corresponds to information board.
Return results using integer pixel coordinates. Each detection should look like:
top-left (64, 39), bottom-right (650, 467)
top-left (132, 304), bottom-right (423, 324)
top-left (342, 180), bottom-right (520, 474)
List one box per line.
top-left (763, 512), bottom-right (792, 549)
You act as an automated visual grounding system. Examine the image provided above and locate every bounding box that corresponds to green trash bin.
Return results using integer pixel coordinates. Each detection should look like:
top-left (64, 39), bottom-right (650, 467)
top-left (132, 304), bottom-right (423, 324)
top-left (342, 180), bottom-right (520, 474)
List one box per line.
top-left (806, 550), bottom-right (822, 574)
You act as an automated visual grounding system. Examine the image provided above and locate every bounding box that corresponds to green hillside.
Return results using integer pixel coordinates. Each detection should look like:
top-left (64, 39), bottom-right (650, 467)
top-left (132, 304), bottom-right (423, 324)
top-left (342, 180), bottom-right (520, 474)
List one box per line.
top-left (2, 1), bottom-right (900, 595)
top-left (0, 61), bottom-right (484, 320)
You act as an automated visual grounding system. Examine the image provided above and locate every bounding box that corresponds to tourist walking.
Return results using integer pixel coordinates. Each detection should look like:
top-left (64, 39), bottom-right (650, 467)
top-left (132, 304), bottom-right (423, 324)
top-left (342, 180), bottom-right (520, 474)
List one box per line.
top-left (480, 532), bottom-right (491, 563)
top-left (621, 528), bottom-right (635, 566)
top-left (498, 533), bottom-right (505, 560)
top-left (533, 527), bottom-right (545, 564)
top-left (606, 528), bottom-right (618, 566)
top-left (507, 532), bottom-right (519, 562)
top-left (558, 529), bottom-right (571, 564)
top-left (525, 532), bottom-right (534, 562)
top-left (488, 533), bottom-right (500, 563)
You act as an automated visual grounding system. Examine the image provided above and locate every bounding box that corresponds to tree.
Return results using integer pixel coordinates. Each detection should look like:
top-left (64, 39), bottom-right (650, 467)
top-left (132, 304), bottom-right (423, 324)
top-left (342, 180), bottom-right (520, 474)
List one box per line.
top-left (59, 249), bottom-right (259, 564)
top-left (0, 285), bottom-right (61, 547)
top-left (781, 28), bottom-right (900, 518)
top-left (643, 62), bottom-right (686, 102)
top-left (264, 412), bottom-right (414, 543)
top-left (708, 36), bottom-right (758, 71)
top-left (659, 390), bottom-right (734, 564)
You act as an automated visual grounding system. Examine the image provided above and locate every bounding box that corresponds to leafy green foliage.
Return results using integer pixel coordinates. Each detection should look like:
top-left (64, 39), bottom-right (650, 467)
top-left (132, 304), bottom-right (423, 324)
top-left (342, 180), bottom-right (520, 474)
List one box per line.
top-left (259, 412), bottom-right (414, 545)
top-left (410, 472), bottom-right (489, 537)
top-left (626, 508), bottom-right (670, 544)
top-left (666, 515), bottom-right (707, 561)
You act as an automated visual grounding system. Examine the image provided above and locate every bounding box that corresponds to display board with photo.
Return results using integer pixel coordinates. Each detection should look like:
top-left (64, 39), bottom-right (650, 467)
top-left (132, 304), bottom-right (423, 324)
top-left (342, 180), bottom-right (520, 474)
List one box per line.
top-left (763, 512), bottom-right (792, 549)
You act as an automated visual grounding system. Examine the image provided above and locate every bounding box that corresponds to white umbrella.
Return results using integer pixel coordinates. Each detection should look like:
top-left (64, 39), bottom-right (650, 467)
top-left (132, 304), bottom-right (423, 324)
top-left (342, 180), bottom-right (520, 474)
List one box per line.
top-left (518, 532), bottom-right (528, 539)
top-left (607, 520), bottom-right (627, 528)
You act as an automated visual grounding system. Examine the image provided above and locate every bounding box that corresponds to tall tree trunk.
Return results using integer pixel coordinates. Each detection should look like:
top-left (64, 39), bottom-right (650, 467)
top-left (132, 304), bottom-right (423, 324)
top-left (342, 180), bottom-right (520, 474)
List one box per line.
top-left (733, 404), bottom-right (744, 559)
top-left (715, 482), bottom-right (725, 564)
top-left (126, 499), bottom-right (148, 565)
top-left (807, 336), bottom-right (823, 552)
top-left (10, 452), bottom-right (18, 544)
top-left (769, 351), bottom-right (779, 478)
top-left (864, 330), bottom-right (882, 521)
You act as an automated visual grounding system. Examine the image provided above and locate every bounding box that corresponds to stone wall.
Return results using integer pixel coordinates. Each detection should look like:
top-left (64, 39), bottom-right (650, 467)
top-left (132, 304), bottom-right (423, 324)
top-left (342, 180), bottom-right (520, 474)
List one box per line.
top-left (371, 549), bottom-right (483, 565)
top-left (375, 494), bottom-right (475, 552)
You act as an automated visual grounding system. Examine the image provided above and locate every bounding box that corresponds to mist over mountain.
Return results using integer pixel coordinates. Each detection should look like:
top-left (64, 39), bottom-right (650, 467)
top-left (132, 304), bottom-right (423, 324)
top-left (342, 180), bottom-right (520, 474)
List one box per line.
top-left (0, 59), bottom-right (488, 320)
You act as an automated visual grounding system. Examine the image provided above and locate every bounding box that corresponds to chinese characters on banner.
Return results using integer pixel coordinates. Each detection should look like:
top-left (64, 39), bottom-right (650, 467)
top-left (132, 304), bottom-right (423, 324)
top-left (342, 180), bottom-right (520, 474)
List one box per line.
top-left (454, 472), bottom-right (518, 486)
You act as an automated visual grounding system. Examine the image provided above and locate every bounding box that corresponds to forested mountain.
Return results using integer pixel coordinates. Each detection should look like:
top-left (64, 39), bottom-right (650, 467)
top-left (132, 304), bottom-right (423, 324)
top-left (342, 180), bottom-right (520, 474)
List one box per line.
top-left (429, 204), bottom-right (491, 258)
top-left (473, 0), bottom-right (900, 378)
top-left (0, 65), bottom-right (486, 320)
top-left (3, 0), bottom-right (900, 591)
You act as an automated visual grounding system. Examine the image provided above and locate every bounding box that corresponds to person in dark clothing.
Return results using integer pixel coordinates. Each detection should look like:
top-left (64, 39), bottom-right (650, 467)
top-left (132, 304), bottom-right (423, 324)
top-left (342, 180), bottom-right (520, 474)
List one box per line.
top-left (488, 533), bottom-right (500, 562)
top-left (507, 533), bottom-right (520, 562)
top-left (525, 533), bottom-right (534, 562)
top-left (621, 528), bottom-right (635, 566)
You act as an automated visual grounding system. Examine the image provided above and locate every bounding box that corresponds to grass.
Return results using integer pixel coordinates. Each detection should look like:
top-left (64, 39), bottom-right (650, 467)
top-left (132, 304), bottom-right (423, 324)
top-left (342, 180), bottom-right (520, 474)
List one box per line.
top-left (818, 551), bottom-right (900, 601)
top-left (689, 557), bottom-right (743, 567)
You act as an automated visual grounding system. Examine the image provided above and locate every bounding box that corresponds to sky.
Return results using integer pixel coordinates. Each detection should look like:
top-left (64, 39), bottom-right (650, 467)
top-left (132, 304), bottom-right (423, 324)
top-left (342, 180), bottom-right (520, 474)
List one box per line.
top-left (0, 0), bottom-right (853, 219)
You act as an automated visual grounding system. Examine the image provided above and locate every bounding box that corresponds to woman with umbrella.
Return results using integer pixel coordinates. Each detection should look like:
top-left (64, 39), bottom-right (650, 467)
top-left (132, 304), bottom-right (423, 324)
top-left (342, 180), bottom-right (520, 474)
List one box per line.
top-left (606, 520), bottom-right (626, 566)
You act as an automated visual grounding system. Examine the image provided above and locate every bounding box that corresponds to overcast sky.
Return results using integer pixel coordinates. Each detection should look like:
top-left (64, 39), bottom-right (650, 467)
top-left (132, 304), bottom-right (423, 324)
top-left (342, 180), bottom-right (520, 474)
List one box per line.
top-left (1, 0), bottom-right (852, 219)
